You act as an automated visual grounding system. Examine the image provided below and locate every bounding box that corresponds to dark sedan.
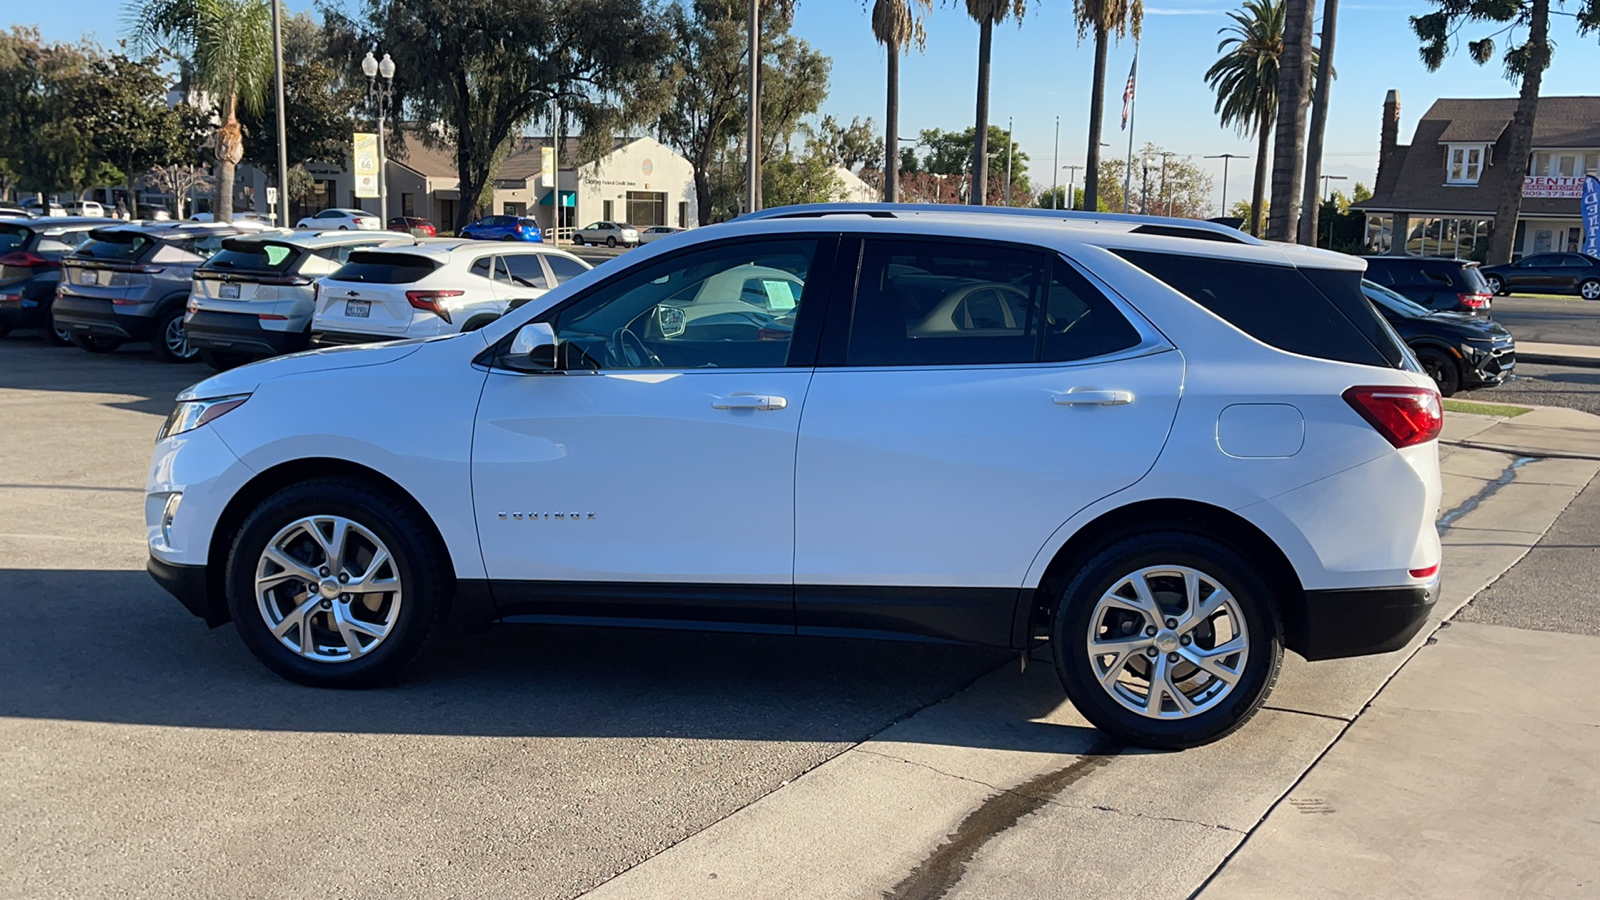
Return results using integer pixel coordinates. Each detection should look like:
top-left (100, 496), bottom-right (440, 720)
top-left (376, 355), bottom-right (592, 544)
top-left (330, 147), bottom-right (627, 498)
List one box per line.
top-left (1364, 280), bottom-right (1514, 397)
top-left (1480, 252), bottom-right (1600, 300)
top-left (0, 216), bottom-right (119, 344)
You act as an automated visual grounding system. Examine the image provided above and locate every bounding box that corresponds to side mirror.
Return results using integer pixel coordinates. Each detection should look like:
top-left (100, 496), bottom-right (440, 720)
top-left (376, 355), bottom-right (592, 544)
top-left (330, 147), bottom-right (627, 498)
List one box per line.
top-left (504, 322), bottom-right (557, 372)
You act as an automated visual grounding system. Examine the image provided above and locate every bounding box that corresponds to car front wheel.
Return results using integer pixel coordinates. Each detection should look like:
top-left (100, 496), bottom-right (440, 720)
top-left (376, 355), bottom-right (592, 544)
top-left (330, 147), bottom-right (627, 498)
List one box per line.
top-left (1580, 278), bottom-right (1600, 301)
top-left (226, 478), bottom-right (448, 687)
top-left (606, 236), bottom-right (618, 247)
top-left (1415, 347), bottom-right (1461, 397)
top-left (1052, 532), bottom-right (1282, 749)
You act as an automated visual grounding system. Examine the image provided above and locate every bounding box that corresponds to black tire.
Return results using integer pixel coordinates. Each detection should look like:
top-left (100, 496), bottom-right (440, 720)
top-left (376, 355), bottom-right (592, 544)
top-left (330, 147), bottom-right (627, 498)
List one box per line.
top-left (1580, 278), bottom-right (1600, 302)
top-left (70, 333), bottom-right (122, 353)
top-left (1051, 531), bottom-right (1283, 749)
top-left (199, 348), bottom-right (251, 371)
top-left (502, 235), bottom-right (516, 242)
top-left (605, 236), bottom-right (618, 248)
top-left (1484, 274), bottom-right (1504, 296)
top-left (226, 478), bottom-right (449, 688)
top-left (1415, 347), bottom-right (1461, 397)
top-left (149, 307), bottom-right (199, 363)
top-left (572, 235), bottom-right (584, 246)
top-left (44, 301), bottom-right (75, 346)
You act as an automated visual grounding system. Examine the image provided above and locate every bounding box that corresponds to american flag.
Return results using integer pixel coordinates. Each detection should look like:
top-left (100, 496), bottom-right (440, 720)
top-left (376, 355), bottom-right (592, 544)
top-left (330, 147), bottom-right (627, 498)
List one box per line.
top-left (1121, 52), bottom-right (1138, 131)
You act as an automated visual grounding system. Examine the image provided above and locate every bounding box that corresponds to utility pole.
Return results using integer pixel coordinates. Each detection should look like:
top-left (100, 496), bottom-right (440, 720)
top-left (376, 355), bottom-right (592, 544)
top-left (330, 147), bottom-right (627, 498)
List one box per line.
top-left (1204, 152), bottom-right (1248, 218)
top-left (1061, 164), bottom-right (1083, 211)
top-left (1140, 155), bottom-right (1151, 214)
top-left (1050, 116), bottom-right (1059, 209)
top-left (551, 95), bottom-right (560, 245)
top-left (269, 0), bottom-right (289, 228)
top-left (745, 0), bottom-right (761, 214)
top-left (1004, 116), bottom-right (1013, 207)
top-left (1158, 150), bottom-right (1176, 216)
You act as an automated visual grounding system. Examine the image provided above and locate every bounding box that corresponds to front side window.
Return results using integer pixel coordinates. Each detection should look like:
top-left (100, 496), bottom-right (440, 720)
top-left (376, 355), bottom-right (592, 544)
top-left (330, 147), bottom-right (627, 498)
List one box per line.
top-left (846, 238), bottom-right (1044, 367)
top-left (550, 238), bottom-right (819, 370)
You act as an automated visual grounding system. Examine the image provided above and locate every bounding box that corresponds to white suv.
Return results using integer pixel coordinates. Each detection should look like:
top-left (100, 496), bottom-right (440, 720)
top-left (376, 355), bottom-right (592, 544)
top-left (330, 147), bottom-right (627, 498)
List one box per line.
top-left (309, 240), bottom-right (592, 345)
top-left (145, 205), bottom-right (1443, 749)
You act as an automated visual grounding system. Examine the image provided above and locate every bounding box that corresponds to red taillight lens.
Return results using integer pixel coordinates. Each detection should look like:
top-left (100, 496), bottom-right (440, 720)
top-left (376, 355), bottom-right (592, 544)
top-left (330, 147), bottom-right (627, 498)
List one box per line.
top-left (1408, 563), bottom-right (1439, 579)
top-left (0, 251), bottom-right (58, 269)
top-left (405, 289), bottom-right (464, 324)
top-left (1343, 386), bottom-right (1443, 448)
top-left (1458, 293), bottom-right (1490, 309)
top-left (258, 313), bottom-right (289, 320)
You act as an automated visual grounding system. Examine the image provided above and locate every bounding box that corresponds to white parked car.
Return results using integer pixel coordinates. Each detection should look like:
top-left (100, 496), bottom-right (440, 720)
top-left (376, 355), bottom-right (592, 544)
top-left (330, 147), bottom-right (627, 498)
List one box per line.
top-left (145, 204), bottom-right (1443, 749)
top-left (295, 208), bottom-right (381, 231)
top-left (64, 200), bottom-right (106, 217)
top-left (186, 231), bottom-right (404, 369)
top-left (572, 220), bottom-right (639, 247)
top-left (189, 211), bottom-right (277, 226)
top-left (309, 240), bottom-right (592, 345)
top-left (638, 225), bottom-right (686, 244)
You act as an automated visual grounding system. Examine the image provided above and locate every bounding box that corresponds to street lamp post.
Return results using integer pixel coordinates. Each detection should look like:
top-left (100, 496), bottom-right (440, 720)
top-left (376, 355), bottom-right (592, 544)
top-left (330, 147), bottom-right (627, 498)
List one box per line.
top-left (1050, 116), bottom-right (1059, 210)
top-left (361, 51), bottom-right (396, 225)
top-left (1204, 152), bottom-right (1248, 219)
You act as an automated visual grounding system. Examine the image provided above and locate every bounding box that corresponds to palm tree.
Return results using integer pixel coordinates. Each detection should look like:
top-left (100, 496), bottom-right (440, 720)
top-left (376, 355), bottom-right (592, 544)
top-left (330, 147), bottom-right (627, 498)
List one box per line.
top-left (1205, 0), bottom-right (1284, 236)
top-left (1074, 0), bottom-right (1142, 212)
top-left (128, 0), bottom-right (275, 223)
top-left (870, 0), bottom-right (932, 203)
top-left (1266, 0), bottom-right (1313, 240)
top-left (964, 0), bottom-right (1025, 206)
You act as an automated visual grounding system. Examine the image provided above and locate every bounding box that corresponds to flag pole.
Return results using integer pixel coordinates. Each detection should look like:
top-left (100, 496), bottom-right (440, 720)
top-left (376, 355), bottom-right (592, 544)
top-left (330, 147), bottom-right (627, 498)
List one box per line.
top-left (1122, 43), bottom-right (1138, 213)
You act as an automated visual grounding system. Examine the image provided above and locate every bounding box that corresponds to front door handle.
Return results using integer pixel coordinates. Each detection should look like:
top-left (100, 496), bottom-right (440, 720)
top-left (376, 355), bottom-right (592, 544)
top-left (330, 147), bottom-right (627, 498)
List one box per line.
top-left (712, 394), bottom-right (788, 411)
top-left (1053, 389), bottom-right (1134, 407)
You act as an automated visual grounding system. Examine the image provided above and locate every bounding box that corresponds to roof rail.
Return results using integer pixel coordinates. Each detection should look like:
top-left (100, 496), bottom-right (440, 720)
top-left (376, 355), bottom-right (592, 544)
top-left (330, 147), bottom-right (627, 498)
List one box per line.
top-left (734, 203), bottom-right (1259, 245)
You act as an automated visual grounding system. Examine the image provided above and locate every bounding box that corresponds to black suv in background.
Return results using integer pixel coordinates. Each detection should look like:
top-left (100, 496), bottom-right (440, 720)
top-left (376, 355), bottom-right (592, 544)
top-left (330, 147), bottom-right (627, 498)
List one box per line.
top-left (0, 217), bottom-right (119, 344)
top-left (1480, 253), bottom-right (1600, 300)
top-left (1364, 280), bottom-right (1514, 396)
top-left (1361, 256), bottom-right (1494, 314)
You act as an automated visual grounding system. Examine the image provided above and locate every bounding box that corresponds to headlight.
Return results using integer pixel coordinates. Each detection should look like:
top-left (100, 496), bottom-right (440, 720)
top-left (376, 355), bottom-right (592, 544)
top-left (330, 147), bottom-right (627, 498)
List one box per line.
top-left (158, 394), bottom-right (250, 441)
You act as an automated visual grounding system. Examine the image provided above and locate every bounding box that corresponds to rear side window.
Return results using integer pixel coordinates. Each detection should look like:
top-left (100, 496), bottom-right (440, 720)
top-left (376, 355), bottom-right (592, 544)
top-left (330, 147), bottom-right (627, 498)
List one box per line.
top-left (1459, 265), bottom-right (1489, 291)
top-left (847, 238), bottom-right (1044, 367)
top-left (1042, 260), bottom-right (1142, 362)
top-left (1114, 250), bottom-right (1401, 368)
top-left (75, 231), bottom-right (157, 262)
top-left (205, 242), bottom-right (298, 274)
top-left (331, 251), bottom-right (439, 284)
top-left (502, 254), bottom-right (550, 289)
top-left (546, 255), bottom-right (590, 284)
top-left (0, 224), bottom-right (31, 254)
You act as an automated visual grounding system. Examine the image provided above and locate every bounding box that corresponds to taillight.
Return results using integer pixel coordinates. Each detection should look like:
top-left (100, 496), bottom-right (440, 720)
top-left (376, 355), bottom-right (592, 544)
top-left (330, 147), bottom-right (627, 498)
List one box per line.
top-left (0, 251), bottom-right (58, 269)
top-left (258, 313), bottom-right (289, 320)
top-left (1409, 563), bottom-right (1439, 579)
top-left (406, 289), bottom-right (464, 323)
top-left (1343, 386), bottom-right (1443, 448)
top-left (255, 276), bottom-right (312, 286)
top-left (1458, 293), bottom-right (1490, 309)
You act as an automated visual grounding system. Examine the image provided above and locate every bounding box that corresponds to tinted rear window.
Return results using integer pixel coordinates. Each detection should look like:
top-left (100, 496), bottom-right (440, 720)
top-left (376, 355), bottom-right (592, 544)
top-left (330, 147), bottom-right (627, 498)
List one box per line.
top-left (75, 231), bottom-right (157, 262)
top-left (203, 241), bottom-right (300, 274)
top-left (0, 224), bottom-right (32, 254)
top-left (1114, 250), bottom-right (1401, 368)
top-left (331, 251), bottom-right (439, 284)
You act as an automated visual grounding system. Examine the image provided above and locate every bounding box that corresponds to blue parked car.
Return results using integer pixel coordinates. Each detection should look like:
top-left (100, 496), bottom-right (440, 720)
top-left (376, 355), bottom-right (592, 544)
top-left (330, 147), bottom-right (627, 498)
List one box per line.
top-left (460, 215), bottom-right (542, 242)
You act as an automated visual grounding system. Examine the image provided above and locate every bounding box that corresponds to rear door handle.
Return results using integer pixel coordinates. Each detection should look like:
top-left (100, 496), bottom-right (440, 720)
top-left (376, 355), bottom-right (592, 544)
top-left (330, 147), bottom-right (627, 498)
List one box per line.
top-left (1053, 389), bottom-right (1134, 406)
top-left (712, 394), bottom-right (788, 411)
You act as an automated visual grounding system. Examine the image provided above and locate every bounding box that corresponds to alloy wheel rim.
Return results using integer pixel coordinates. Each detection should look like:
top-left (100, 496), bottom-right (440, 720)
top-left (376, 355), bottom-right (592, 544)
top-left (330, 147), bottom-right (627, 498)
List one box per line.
top-left (1584, 282), bottom-right (1600, 300)
top-left (53, 323), bottom-right (71, 343)
top-left (165, 317), bottom-right (195, 358)
top-left (255, 515), bottom-right (403, 663)
top-left (1085, 565), bottom-right (1250, 720)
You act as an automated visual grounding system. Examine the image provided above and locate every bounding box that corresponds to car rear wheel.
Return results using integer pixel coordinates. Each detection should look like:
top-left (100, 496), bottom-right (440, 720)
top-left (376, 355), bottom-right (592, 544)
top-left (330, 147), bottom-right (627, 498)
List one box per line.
top-left (1580, 278), bottom-right (1600, 301)
top-left (606, 236), bottom-right (618, 247)
top-left (1051, 532), bottom-right (1282, 749)
top-left (1485, 274), bottom-right (1504, 296)
top-left (1415, 347), bottom-right (1461, 397)
top-left (572, 235), bottom-right (584, 246)
top-left (226, 478), bottom-right (448, 688)
top-left (44, 301), bottom-right (74, 346)
top-left (150, 308), bottom-right (199, 363)
top-left (69, 333), bottom-right (122, 353)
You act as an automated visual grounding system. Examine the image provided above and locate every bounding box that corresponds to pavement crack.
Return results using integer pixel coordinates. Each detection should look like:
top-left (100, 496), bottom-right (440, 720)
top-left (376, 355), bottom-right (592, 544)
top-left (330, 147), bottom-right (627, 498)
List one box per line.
top-left (1080, 803), bottom-right (1247, 835)
top-left (854, 748), bottom-right (1010, 794)
top-left (1437, 456), bottom-right (1538, 533)
top-left (1261, 706), bottom-right (1354, 723)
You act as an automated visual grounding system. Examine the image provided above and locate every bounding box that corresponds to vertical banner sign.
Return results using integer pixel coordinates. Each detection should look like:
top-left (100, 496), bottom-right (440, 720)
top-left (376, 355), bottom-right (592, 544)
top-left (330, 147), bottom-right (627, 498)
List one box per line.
top-left (540, 146), bottom-right (555, 188)
top-left (1583, 175), bottom-right (1600, 258)
top-left (353, 133), bottom-right (379, 199)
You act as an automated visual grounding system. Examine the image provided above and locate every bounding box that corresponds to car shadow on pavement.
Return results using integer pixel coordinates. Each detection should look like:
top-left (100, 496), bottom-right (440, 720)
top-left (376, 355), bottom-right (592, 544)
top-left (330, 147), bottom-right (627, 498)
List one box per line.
top-left (0, 567), bottom-right (1104, 755)
top-left (0, 336), bottom-right (201, 408)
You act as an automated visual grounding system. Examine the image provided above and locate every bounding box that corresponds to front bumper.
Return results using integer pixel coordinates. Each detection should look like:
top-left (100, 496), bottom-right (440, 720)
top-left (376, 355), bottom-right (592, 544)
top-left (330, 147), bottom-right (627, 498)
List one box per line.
top-left (187, 310), bottom-right (309, 358)
top-left (1292, 583), bottom-right (1437, 661)
top-left (1463, 341), bottom-right (1516, 388)
top-left (147, 555), bottom-right (225, 625)
top-left (52, 293), bottom-right (155, 341)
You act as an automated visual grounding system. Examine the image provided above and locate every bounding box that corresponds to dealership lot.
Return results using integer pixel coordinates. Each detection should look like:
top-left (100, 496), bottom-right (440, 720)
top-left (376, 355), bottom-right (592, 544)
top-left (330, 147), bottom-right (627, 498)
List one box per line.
top-left (3, 335), bottom-right (1600, 898)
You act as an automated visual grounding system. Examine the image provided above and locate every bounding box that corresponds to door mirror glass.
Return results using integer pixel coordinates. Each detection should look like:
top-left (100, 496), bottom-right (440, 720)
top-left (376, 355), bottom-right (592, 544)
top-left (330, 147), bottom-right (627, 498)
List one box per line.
top-left (504, 321), bottom-right (557, 371)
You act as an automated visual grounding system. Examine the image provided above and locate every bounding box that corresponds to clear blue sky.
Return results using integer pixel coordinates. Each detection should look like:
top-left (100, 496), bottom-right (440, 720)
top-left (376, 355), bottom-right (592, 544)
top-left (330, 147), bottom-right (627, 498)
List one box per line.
top-left (19, 0), bottom-right (1600, 213)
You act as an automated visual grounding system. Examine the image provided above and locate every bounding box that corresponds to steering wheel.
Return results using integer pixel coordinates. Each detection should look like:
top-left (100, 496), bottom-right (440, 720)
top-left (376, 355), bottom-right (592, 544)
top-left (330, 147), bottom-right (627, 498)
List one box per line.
top-left (611, 325), bottom-right (664, 368)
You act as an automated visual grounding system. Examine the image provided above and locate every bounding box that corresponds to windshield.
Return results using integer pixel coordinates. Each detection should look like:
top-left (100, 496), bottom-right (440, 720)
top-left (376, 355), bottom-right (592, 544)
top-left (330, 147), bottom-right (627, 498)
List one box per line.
top-left (1362, 280), bottom-right (1430, 317)
top-left (204, 241), bottom-right (299, 274)
top-left (75, 230), bottom-right (157, 262)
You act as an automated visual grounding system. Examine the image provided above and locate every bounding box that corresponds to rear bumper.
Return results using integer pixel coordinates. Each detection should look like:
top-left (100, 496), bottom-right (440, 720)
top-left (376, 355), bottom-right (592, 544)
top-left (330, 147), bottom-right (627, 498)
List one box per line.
top-left (187, 310), bottom-right (308, 357)
top-left (0, 284), bottom-right (48, 327)
top-left (52, 293), bottom-right (154, 341)
top-left (1292, 583), bottom-right (1436, 661)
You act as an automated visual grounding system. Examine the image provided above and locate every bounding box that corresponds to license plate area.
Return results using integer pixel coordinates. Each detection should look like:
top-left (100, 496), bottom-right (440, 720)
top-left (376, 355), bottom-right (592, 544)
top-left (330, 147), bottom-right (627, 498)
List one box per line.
top-left (81, 269), bottom-right (98, 286)
top-left (219, 283), bottom-right (240, 299)
top-left (345, 299), bottom-right (371, 318)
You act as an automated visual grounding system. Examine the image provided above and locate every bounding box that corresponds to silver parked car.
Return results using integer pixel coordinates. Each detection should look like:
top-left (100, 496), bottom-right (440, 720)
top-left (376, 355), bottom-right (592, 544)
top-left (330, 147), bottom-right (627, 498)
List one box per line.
top-left (571, 220), bottom-right (640, 247)
top-left (638, 225), bottom-right (687, 244)
top-left (186, 231), bottom-right (403, 369)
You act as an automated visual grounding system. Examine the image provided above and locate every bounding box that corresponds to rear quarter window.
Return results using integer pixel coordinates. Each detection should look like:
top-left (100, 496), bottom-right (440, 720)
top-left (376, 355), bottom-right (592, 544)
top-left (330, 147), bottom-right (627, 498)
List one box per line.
top-left (330, 251), bottom-right (440, 284)
top-left (0, 224), bottom-right (32, 254)
top-left (74, 231), bottom-right (157, 263)
top-left (1114, 249), bottom-right (1402, 368)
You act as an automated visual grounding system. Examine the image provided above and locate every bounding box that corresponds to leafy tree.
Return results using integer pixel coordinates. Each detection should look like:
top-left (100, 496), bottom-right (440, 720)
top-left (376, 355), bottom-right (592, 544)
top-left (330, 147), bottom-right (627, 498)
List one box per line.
top-left (963, 0), bottom-right (1026, 205)
top-left (238, 12), bottom-right (361, 174)
top-left (1036, 185), bottom-right (1084, 209)
top-left (757, 29), bottom-right (831, 165)
top-left (343, 0), bottom-right (675, 230)
top-left (1265, 0), bottom-right (1312, 240)
top-left (1411, 0), bottom-right (1600, 263)
top-left (906, 125), bottom-right (1028, 200)
top-left (0, 28), bottom-right (100, 199)
top-left (129, 0), bottom-right (276, 223)
top-left (1073, 0), bottom-right (1141, 213)
top-left (147, 163), bottom-right (215, 218)
top-left (84, 49), bottom-right (207, 214)
top-left (1205, 0), bottom-right (1283, 237)
top-left (869, 0), bottom-right (931, 201)
top-left (763, 146), bottom-right (847, 207)
top-left (1096, 143), bottom-right (1213, 218)
top-left (807, 115), bottom-right (880, 171)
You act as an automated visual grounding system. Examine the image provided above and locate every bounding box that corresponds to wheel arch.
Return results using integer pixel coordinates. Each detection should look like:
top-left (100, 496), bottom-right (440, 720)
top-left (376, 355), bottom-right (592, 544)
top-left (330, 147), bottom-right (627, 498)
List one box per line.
top-left (1025, 498), bottom-right (1311, 657)
top-left (199, 457), bottom-right (463, 627)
